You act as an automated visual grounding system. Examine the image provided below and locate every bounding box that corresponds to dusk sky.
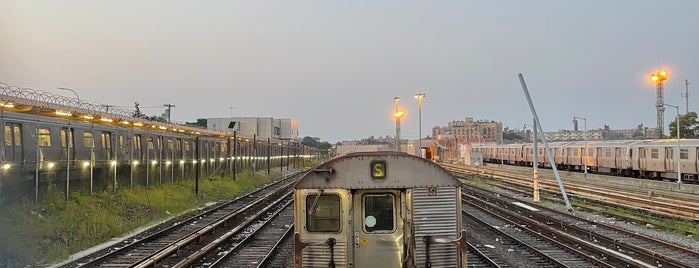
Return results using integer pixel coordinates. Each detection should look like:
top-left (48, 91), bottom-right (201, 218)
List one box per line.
top-left (2, 1), bottom-right (697, 143)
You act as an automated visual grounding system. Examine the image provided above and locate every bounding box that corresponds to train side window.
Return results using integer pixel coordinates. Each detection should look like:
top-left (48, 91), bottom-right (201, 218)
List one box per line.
top-left (184, 141), bottom-right (190, 151)
top-left (650, 149), bottom-right (659, 159)
top-left (573, 149), bottom-right (578, 157)
top-left (13, 124), bottom-right (21, 147)
top-left (605, 149), bottom-right (611, 157)
top-left (680, 149), bottom-right (688, 159)
top-left (4, 125), bottom-right (12, 146)
top-left (167, 139), bottom-right (174, 151)
top-left (363, 194), bottom-right (394, 232)
top-left (306, 194), bottom-right (340, 232)
top-left (83, 131), bottom-right (94, 148)
top-left (147, 137), bottom-right (154, 149)
top-left (38, 128), bottom-right (51, 147)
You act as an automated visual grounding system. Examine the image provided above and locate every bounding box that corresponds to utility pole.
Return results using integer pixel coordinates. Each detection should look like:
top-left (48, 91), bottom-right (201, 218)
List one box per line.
top-left (683, 79), bottom-right (690, 114)
top-left (164, 104), bottom-right (176, 123)
top-left (102, 104), bottom-right (113, 113)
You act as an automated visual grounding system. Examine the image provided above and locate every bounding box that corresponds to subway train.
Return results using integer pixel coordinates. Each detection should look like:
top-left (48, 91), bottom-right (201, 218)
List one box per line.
top-left (472, 139), bottom-right (699, 182)
top-left (293, 151), bottom-right (467, 268)
top-left (0, 89), bottom-right (303, 203)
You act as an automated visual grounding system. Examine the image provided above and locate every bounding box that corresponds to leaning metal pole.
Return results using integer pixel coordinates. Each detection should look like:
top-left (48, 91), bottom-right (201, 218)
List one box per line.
top-left (518, 73), bottom-right (573, 211)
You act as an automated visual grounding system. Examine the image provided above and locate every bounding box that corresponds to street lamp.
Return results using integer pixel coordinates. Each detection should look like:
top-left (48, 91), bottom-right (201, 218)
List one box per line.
top-left (651, 70), bottom-right (669, 138)
top-left (664, 103), bottom-right (681, 184)
top-left (394, 97), bottom-right (404, 152)
top-left (414, 93), bottom-right (426, 156)
top-left (57, 87), bottom-right (80, 102)
top-left (573, 116), bottom-right (587, 178)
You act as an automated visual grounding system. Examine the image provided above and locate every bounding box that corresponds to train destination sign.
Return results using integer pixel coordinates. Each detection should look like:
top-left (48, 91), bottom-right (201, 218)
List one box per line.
top-left (370, 160), bottom-right (387, 179)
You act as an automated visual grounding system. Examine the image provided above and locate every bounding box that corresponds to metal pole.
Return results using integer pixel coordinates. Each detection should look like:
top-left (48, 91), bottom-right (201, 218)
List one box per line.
top-left (533, 119), bottom-right (539, 202)
top-left (195, 136), bottom-right (199, 194)
top-left (233, 131), bottom-right (237, 180)
top-left (267, 137), bottom-right (271, 175)
top-left (66, 121), bottom-right (71, 200)
top-left (394, 97), bottom-right (401, 152)
top-left (678, 108), bottom-right (681, 184)
top-left (684, 79), bottom-right (690, 114)
top-left (519, 73), bottom-right (573, 211)
top-left (415, 93), bottom-right (425, 156)
top-left (657, 82), bottom-right (665, 138)
top-left (574, 116), bottom-right (588, 178)
top-left (664, 103), bottom-right (682, 183)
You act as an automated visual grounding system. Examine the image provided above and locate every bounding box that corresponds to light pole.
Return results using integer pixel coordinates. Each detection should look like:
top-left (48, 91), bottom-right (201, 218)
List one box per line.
top-left (573, 116), bottom-right (587, 178)
top-left (57, 87), bottom-right (79, 200)
top-left (57, 87), bottom-right (80, 102)
top-left (394, 97), bottom-right (404, 152)
top-left (664, 103), bottom-right (681, 184)
top-left (414, 93), bottom-right (426, 156)
top-left (651, 70), bottom-right (669, 138)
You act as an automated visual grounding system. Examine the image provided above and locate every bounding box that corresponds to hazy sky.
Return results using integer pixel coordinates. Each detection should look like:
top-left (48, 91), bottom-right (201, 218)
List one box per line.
top-left (2, 1), bottom-right (697, 143)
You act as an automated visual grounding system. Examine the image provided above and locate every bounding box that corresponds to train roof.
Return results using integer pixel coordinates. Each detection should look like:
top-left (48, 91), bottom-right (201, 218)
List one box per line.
top-left (294, 151), bottom-right (460, 189)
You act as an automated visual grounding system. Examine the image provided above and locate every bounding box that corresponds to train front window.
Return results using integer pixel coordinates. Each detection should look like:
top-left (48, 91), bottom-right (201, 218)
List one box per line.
top-left (306, 194), bottom-right (340, 232)
top-left (363, 194), bottom-right (394, 232)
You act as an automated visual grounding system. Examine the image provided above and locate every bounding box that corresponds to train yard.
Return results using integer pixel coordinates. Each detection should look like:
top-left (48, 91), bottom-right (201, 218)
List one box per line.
top-left (49, 159), bottom-right (699, 267)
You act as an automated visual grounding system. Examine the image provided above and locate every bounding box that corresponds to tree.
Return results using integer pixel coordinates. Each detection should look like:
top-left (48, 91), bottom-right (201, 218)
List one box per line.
top-left (301, 136), bottom-right (321, 147)
top-left (133, 102), bottom-right (145, 118)
top-left (668, 111), bottom-right (699, 138)
top-left (503, 132), bottom-right (523, 141)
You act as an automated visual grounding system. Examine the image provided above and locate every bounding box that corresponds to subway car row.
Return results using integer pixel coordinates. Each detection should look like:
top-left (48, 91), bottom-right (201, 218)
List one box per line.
top-left (0, 96), bottom-right (305, 203)
top-left (472, 139), bottom-right (699, 182)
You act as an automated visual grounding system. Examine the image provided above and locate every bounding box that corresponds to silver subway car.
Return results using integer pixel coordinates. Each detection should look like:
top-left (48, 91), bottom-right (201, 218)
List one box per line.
top-left (294, 151), bottom-right (466, 268)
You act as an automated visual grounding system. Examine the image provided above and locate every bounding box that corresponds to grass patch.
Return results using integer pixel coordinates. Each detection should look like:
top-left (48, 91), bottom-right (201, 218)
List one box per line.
top-left (0, 169), bottom-right (281, 267)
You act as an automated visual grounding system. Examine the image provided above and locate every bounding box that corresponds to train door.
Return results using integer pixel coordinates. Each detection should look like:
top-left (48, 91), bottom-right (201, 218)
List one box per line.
top-left (60, 127), bottom-right (75, 162)
top-left (639, 147), bottom-right (647, 171)
top-left (352, 190), bottom-right (404, 268)
top-left (101, 131), bottom-right (112, 160)
top-left (133, 134), bottom-right (143, 160)
top-left (4, 123), bottom-right (23, 162)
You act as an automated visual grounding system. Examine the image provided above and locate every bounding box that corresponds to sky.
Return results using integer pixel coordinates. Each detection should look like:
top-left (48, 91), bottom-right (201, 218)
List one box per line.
top-left (1, 1), bottom-right (698, 143)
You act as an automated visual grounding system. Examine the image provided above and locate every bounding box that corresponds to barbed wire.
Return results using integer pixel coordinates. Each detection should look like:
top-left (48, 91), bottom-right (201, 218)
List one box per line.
top-left (0, 82), bottom-right (136, 116)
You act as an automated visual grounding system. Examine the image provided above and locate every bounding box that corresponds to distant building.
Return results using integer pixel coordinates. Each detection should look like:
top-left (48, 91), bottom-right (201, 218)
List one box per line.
top-left (207, 117), bottom-right (299, 142)
top-left (541, 123), bottom-right (659, 141)
top-left (432, 117), bottom-right (503, 143)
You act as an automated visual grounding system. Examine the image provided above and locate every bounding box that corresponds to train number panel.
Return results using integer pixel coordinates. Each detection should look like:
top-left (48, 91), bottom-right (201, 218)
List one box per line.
top-left (294, 151), bottom-right (467, 268)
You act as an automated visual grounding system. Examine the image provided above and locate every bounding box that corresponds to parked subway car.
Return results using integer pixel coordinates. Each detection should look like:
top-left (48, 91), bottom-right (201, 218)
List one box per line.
top-left (473, 139), bottom-right (699, 182)
top-left (293, 151), bottom-right (467, 268)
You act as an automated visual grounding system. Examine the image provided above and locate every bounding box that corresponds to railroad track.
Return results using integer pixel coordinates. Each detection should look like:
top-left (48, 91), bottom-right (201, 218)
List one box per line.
top-left (464, 184), bottom-right (699, 267)
top-left (64, 172), bottom-right (301, 268)
top-left (197, 197), bottom-right (294, 267)
top-left (463, 196), bottom-right (611, 267)
top-left (466, 243), bottom-right (501, 268)
top-left (444, 164), bottom-right (699, 220)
